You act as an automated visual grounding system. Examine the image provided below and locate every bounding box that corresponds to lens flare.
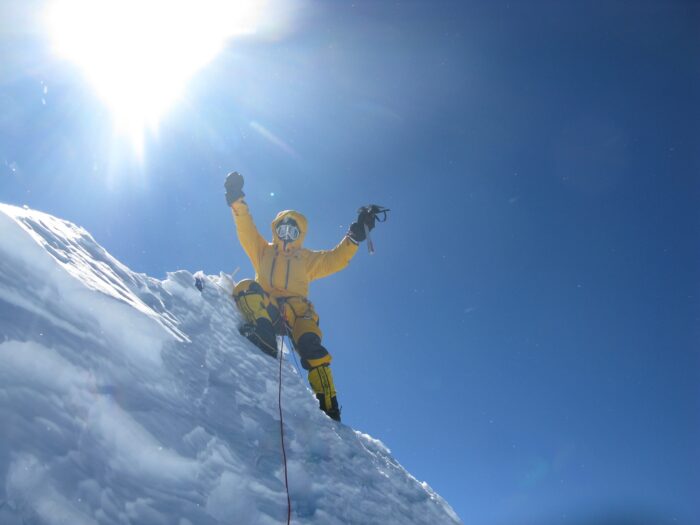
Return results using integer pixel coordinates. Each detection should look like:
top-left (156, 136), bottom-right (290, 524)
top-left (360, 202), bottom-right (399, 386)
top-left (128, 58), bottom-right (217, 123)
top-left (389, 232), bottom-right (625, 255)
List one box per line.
top-left (45, 0), bottom-right (267, 153)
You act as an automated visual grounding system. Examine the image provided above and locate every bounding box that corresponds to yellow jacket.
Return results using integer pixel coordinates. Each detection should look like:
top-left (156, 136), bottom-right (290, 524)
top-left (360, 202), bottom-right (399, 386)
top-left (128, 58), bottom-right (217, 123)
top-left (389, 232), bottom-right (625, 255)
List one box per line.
top-left (231, 200), bottom-right (358, 299)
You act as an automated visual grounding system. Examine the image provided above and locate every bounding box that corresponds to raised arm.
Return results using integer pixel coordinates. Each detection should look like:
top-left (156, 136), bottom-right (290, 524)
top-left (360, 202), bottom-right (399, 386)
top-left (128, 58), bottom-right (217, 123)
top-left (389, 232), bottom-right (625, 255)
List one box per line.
top-left (225, 172), bottom-right (267, 269)
top-left (307, 236), bottom-right (359, 281)
top-left (306, 206), bottom-right (380, 280)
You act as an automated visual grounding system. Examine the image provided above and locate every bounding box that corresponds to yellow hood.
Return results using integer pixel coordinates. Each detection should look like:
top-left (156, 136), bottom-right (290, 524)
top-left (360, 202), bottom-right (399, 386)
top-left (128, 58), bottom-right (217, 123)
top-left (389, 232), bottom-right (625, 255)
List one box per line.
top-left (271, 209), bottom-right (307, 250)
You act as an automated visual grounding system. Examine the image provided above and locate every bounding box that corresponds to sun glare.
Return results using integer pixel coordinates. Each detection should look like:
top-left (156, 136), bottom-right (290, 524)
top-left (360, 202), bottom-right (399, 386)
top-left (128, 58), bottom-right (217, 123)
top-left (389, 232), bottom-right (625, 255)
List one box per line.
top-left (46, 0), bottom-right (268, 153)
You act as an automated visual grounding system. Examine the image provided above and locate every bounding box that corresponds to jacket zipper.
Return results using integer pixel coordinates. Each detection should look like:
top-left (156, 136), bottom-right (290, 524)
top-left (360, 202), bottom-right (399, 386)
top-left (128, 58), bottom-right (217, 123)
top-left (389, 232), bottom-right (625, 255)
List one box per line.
top-left (284, 260), bottom-right (291, 289)
top-left (269, 256), bottom-right (277, 289)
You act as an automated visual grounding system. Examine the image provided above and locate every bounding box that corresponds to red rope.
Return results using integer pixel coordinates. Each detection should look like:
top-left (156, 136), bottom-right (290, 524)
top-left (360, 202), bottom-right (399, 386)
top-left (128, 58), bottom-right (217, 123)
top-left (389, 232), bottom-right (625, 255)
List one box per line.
top-left (278, 335), bottom-right (292, 524)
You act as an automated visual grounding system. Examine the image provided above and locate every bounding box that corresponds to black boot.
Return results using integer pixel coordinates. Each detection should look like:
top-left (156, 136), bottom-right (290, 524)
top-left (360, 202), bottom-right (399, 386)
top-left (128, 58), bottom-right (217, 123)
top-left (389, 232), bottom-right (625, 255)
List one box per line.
top-left (239, 318), bottom-right (278, 358)
top-left (316, 394), bottom-right (341, 422)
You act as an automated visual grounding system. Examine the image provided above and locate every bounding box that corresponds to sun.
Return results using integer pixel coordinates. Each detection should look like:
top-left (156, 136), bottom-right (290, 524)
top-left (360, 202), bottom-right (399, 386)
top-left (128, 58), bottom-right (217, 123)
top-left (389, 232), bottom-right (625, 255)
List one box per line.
top-left (45, 0), bottom-right (268, 153)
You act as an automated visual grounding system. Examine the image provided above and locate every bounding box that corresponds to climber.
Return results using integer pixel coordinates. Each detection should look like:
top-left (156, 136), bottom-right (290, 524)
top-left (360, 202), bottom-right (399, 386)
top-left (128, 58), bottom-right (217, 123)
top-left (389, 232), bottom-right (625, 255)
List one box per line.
top-left (224, 171), bottom-right (382, 422)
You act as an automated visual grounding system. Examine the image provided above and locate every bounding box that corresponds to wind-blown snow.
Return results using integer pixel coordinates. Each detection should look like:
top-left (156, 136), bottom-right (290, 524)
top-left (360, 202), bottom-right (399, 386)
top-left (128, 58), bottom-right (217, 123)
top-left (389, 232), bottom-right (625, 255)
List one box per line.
top-left (0, 203), bottom-right (462, 525)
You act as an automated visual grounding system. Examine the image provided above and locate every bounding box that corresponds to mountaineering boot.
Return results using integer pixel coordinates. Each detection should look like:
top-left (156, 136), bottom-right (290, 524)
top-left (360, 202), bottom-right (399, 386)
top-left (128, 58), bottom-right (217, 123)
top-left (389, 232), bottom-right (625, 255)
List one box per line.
top-left (239, 317), bottom-right (278, 359)
top-left (308, 365), bottom-right (341, 421)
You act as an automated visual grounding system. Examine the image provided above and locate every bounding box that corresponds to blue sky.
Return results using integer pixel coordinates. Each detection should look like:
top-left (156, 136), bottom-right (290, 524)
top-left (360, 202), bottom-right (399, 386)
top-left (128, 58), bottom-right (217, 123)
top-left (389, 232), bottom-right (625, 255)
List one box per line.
top-left (1, 1), bottom-right (699, 523)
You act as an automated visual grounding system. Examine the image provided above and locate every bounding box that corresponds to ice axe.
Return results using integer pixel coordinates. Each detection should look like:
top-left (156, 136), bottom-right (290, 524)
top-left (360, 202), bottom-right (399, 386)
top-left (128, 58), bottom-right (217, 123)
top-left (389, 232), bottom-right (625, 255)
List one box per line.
top-left (358, 204), bottom-right (390, 254)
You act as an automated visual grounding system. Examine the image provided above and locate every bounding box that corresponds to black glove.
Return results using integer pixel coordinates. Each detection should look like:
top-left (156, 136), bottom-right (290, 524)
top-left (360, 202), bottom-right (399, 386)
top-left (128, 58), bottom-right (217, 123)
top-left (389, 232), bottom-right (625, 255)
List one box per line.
top-left (225, 171), bottom-right (245, 206)
top-left (348, 207), bottom-right (377, 243)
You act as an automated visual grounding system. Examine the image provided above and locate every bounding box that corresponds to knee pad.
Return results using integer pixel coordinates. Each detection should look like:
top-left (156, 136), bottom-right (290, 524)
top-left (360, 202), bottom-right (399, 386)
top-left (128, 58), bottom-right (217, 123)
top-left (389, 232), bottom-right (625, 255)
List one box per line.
top-left (234, 278), bottom-right (265, 296)
top-left (234, 279), bottom-right (271, 324)
top-left (234, 280), bottom-right (278, 357)
top-left (296, 332), bottom-right (332, 370)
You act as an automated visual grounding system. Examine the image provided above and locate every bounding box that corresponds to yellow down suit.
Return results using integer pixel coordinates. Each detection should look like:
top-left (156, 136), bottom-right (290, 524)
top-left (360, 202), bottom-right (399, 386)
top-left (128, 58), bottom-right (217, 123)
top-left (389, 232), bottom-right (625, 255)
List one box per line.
top-left (230, 199), bottom-right (358, 418)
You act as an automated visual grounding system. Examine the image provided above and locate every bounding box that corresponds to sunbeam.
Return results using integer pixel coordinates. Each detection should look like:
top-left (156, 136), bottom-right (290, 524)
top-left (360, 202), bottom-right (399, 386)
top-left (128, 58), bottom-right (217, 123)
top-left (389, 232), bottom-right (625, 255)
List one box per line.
top-left (45, 0), bottom-right (269, 154)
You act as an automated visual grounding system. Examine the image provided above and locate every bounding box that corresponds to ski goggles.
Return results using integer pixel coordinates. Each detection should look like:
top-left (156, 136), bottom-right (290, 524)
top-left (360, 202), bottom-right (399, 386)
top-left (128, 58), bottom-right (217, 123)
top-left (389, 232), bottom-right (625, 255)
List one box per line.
top-left (276, 223), bottom-right (300, 241)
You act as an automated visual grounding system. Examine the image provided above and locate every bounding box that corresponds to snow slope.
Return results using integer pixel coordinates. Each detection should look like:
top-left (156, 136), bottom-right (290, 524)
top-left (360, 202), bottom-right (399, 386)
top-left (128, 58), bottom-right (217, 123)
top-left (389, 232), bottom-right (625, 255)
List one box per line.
top-left (0, 203), bottom-right (462, 525)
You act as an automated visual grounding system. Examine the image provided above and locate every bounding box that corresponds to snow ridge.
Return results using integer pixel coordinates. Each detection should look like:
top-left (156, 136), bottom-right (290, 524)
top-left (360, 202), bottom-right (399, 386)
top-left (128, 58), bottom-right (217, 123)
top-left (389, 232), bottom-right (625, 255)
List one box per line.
top-left (0, 203), bottom-right (462, 525)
